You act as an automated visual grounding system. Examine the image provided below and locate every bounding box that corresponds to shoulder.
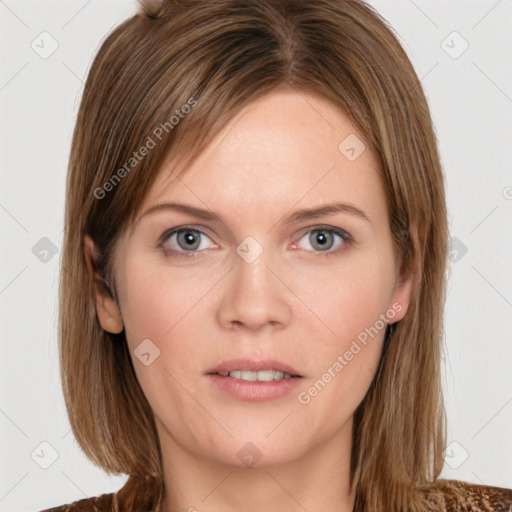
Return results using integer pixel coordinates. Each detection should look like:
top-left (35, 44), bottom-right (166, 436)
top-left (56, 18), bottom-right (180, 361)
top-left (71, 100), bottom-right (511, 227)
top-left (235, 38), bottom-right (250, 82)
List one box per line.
top-left (37, 490), bottom-right (115, 512)
top-left (36, 473), bottom-right (162, 512)
top-left (37, 477), bottom-right (512, 512)
top-left (433, 478), bottom-right (512, 511)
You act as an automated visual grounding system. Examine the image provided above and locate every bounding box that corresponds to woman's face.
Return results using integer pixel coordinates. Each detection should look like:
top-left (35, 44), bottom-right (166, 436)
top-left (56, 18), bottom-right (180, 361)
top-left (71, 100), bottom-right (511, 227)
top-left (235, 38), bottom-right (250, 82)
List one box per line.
top-left (90, 89), bottom-right (413, 469)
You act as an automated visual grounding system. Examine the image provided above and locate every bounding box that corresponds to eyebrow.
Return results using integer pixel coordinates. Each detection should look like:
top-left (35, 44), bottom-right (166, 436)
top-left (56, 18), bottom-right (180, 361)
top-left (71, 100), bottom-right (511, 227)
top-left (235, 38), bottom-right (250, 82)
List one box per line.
top-left (137, 201), bottom-right (371, 228)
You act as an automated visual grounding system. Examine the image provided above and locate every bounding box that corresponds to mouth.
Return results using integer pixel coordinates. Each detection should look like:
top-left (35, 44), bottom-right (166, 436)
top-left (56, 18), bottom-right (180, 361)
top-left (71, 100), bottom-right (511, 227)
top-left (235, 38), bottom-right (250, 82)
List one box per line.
top-left (211, 369), bottom-right (302, 381)
top-left (206, 359), bottom-right (303, 382)
top-left (206, 359), bottom-right (303, 402)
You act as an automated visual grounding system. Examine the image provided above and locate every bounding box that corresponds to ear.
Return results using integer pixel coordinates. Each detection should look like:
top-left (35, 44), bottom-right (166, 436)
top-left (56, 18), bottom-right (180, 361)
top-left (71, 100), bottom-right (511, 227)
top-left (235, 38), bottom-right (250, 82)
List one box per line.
top-left (388, 223), bottom-right (417, 323)
top-left (84, 234), bottom-right (124, 334)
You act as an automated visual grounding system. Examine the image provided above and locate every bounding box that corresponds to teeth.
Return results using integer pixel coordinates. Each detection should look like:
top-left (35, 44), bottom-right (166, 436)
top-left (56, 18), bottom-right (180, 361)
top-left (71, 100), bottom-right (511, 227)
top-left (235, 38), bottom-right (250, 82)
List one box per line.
top-left (258, 370), bottom-right (276, 381)
top-left (216, 370), bottom-right (293, 381)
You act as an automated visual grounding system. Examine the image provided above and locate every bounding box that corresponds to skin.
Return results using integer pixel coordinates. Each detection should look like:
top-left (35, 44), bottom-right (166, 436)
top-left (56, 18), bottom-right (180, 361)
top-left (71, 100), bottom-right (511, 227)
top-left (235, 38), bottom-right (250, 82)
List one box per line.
top-left (85, 89), bottom-right (414, 512)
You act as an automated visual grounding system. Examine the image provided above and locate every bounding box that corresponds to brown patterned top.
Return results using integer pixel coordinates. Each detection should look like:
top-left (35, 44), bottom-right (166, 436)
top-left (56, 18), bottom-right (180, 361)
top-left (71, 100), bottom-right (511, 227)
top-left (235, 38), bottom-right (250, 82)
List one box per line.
top-left (39, 476), bottom-right (512, 512)
top-left (433, 479), bottom-right (512, 512)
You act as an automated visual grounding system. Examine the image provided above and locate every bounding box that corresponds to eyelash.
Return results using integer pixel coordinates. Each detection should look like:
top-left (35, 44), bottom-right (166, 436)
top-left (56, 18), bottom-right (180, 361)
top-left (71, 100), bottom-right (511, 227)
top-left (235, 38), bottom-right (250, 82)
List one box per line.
top-left (157, 224), bottom-right (353, 259)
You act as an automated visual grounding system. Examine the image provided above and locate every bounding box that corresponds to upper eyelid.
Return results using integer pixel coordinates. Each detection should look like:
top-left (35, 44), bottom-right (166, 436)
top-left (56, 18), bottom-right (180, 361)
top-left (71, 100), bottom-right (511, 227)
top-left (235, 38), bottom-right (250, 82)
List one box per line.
top-left (159, 224), bottom-right (351, 250)
top-left (295, 224), bottom-right (351, 239)
top-left (159, 224), bottom-right (217, 244)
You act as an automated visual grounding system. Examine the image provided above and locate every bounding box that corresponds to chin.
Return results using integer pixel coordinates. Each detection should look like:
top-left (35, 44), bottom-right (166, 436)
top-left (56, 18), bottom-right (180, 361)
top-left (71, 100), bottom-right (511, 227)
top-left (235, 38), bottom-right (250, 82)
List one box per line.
top-left (204, 438), bottom-right (304, 470)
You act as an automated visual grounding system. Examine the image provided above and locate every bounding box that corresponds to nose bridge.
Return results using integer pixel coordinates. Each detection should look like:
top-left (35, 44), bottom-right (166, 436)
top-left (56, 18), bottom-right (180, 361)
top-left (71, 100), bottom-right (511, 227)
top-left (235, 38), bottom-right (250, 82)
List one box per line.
top-left (216, 235), bottom-right (291, 330)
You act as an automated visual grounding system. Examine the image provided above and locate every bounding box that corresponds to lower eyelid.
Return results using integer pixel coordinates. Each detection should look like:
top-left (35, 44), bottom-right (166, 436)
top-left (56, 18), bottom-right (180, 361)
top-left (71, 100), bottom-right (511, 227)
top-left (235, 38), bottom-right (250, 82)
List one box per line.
top-left (293, 228), bottom-right (350, 253)
top-left (163, 228), bottom-right (216, 254)
top-left (159, 226), bottom-right (351, 257)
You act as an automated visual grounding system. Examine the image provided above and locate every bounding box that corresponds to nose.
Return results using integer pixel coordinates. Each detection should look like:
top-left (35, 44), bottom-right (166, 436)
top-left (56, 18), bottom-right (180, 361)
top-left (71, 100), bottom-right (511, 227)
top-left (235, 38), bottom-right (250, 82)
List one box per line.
top-left (216, 245), bottom-right (292, 331)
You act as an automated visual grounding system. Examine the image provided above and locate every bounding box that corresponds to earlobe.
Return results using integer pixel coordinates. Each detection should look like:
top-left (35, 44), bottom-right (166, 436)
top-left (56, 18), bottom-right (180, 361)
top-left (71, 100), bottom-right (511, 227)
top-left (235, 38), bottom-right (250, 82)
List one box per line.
top-left (84, 235), bottom-right (124, 334)
top-left (95, 293), bottom-right (124, 334)
top-left (389, 223), bottom-right (417, 323)
top-left (390, 273), bottom-right (413, 323)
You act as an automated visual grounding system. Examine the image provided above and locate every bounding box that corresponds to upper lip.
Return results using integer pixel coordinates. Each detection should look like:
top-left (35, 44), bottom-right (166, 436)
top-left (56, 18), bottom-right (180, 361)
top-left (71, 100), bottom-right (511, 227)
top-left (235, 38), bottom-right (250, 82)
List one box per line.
top-left (206, 359), bottom-right (302, 377)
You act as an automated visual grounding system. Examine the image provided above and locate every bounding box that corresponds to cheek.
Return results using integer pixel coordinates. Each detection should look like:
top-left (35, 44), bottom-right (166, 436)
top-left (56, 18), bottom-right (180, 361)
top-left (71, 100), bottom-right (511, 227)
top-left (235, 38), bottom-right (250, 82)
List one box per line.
top-left (292, 248), bottom-right (395, 349)
top-left (118, 254), bottom-right (212, 344)
top-left (117, 253), bottom-right (223, 404)
top-left (292, 254), bottom-right (394, 422)
top-left (288, 248), bottom-right (396, 412)
top-left (117, 256), bottom-right (210, 414)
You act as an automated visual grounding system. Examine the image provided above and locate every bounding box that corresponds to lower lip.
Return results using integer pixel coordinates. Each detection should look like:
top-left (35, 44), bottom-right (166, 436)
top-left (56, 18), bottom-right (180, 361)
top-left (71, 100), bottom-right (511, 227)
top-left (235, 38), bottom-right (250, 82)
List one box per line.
top-left (206, 374), bottom-right (302, 402)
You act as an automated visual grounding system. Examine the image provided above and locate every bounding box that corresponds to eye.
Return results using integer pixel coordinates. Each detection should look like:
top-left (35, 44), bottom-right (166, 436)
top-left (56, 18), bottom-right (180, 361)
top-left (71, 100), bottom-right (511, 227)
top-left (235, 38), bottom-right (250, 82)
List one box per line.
top-left (158, 226), bottom-right (218, 257)
top-left (292, 226), bottom-right (352, 256)
top-left (158, 224), bottom-right (352, 259)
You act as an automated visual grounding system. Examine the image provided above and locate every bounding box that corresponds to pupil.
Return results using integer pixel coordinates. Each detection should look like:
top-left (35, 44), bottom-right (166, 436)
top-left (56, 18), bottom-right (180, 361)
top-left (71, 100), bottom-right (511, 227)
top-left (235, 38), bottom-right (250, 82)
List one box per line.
top-left (179, 230), bottom-right (200, 250)
top-left (312, 230), bottom-right (332, 250)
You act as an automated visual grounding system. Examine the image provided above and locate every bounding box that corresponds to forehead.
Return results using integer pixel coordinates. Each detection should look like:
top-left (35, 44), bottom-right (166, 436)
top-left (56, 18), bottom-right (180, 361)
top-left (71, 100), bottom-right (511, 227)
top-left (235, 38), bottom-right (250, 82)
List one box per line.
top-left (137, 89), bottom-right (385, 227)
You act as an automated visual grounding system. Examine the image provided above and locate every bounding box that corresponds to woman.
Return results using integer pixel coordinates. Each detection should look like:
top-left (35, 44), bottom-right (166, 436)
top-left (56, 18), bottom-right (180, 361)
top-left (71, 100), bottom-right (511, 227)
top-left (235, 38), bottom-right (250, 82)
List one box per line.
top-left (41, 0), bottom-right (512, 510)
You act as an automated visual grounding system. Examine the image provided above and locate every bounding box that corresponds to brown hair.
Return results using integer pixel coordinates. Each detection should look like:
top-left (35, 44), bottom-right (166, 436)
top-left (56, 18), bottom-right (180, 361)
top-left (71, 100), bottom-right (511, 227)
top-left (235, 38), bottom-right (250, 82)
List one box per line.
top-left (59, 0), bottom-right (449, 510)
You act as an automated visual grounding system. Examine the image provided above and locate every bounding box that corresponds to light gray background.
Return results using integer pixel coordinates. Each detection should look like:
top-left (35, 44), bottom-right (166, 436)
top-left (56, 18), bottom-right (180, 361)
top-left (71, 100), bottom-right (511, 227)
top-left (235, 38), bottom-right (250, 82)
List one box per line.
top-left (1, 1), bottom-right (511, 510)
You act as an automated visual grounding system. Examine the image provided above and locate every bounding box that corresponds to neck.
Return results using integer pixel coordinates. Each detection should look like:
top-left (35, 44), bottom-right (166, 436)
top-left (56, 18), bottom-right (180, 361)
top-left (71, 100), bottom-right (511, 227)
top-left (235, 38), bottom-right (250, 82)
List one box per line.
top-left (157, 416), bottom-right (356, 512)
